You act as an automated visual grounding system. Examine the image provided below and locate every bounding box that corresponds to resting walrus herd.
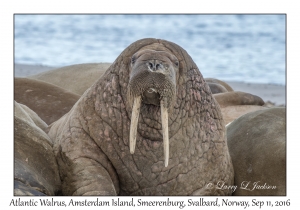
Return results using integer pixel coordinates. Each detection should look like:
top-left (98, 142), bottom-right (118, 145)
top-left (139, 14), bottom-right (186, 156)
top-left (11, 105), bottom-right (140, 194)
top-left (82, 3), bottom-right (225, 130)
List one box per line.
top-left (14, 38), bottom-right (286, 196)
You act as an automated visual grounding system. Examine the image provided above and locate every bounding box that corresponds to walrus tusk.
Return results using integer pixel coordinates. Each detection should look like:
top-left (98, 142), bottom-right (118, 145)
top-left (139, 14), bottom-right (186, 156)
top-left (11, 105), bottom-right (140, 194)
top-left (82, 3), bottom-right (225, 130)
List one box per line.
top-left (130, 95), bottom-right (169, 167)
top-left (130, 95), bottom-right (142, 154)
top-left (161, 99), bottom-right (169, 167)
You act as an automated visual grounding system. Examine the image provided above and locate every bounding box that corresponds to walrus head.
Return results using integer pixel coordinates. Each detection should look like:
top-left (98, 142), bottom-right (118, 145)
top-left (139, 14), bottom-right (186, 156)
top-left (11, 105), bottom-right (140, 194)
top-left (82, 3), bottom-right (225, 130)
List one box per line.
top-left (127, 49), bottom-right (179, 167)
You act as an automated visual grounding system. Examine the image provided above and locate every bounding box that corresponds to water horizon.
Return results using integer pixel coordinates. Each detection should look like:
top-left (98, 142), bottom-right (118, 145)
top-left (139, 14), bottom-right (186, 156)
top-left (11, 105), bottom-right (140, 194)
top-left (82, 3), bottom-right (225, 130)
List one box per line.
top-left (14, 14), bottom-right (286, 85)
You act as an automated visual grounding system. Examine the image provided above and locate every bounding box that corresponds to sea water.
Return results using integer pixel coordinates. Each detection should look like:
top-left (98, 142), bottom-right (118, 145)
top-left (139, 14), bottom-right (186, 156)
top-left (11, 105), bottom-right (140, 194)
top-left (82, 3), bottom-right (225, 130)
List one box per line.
top-left (14, 14), bottom-right (285, 85)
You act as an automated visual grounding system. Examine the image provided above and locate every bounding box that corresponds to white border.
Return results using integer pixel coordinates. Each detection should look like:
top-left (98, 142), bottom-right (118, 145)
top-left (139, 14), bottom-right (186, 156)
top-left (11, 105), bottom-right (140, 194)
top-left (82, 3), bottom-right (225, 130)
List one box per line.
top-left (2, 0), bottom-right (297, 209)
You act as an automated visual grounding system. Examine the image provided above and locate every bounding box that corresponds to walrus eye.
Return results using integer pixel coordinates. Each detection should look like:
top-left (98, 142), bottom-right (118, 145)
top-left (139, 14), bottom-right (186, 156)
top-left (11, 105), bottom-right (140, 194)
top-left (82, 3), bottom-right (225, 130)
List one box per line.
top-left (175, 61), bottom-right (179, 67)
top-left (131, 56), bottom-right (136, 64)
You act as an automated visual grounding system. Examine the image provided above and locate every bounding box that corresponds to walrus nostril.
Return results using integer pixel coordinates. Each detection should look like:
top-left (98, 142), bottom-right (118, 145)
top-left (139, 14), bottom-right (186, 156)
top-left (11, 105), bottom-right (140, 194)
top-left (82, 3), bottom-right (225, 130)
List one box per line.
top-left (156, 64), bottom-right (160, 70)
top-left (148, 61), bottom-right (162, 71)
top-left (149, 62), bottom-right (153, 70)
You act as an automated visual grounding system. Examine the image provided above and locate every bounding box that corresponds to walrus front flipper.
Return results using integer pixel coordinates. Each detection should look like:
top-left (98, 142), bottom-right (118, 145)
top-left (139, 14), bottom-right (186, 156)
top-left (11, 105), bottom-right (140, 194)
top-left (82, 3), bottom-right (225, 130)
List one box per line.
top-left (14, 180), bottom-right (47, 196)
top-left (61, 157), bottom-right (118, 196)
top-left (49, 115), bottom-right (119, 195)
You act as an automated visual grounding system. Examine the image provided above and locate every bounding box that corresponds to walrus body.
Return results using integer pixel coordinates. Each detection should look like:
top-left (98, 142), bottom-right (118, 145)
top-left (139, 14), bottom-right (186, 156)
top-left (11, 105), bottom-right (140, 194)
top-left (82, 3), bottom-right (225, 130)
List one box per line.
top-left (14, 101), bottom-right (61, 195)
top-left (29, 63), bottom-right (111, 95)
top-left (14, 101), bottom-right (48, 132)
top-left (14, 77), bottom-right (80, 124)
top-left (227, 107), bottom-right (286, 195)
top-left (207, 82), bottom-right (228, 94)
top-left (48, 38), bottom-right (234, 196)
top-left (213, 91), bottom-right (264, 108)
top-left (205, 78), bottom-right (234, 92)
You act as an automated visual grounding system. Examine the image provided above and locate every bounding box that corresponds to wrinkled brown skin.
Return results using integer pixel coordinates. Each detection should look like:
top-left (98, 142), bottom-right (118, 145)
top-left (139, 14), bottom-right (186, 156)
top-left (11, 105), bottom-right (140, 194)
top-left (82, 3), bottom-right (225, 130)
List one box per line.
top-left (14, 77), bottom-right (80, 125)
top-left (48, 38), bottom-right (234, 196)
top-left (227, 108), bottom-right (286, 195)
top-left (29, 63), bottom-right (111, 95)
top-left (213, 91), bottom-right (264, 108)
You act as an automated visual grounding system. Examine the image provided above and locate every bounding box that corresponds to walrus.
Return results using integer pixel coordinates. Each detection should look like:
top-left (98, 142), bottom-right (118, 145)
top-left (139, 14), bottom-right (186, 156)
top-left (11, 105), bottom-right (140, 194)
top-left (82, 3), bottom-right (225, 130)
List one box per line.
top-left (14, 101), bottom-right (61, 195)
top-left (29, 63), bottom-right (111, 95)
top-left (213, 91), bottom-right (265, 108)
top-left (212, 91), bottom-right (266, 125)
top-left (14, 101), bottom-right (48, 132)
top-left (14, 77), bottom-right (80, 125)
top-left (227, 107), bottom-right (286, 195)
top-left (205, 78), bottom-right (234, 92)
top-left (206, 82), bottom-right (228, 94)
top-left (48, 38), bottom-right (234, 196)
